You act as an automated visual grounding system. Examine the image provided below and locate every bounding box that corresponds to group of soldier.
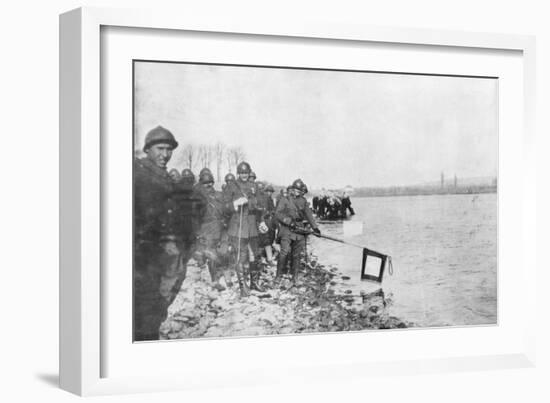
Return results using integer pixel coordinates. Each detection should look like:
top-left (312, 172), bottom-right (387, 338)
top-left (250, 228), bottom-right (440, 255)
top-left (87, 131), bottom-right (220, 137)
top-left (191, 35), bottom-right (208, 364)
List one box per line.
top-left (134, 126), bottom-right (321, 341)
top-left (312, 192), bottom-right (355, 220)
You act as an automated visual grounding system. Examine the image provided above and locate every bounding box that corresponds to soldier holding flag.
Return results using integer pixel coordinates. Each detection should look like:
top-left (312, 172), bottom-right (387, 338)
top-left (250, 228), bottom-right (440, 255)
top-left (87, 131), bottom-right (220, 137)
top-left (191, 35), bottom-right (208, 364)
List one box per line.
top-left (274, 179), bottom-right (321, 284)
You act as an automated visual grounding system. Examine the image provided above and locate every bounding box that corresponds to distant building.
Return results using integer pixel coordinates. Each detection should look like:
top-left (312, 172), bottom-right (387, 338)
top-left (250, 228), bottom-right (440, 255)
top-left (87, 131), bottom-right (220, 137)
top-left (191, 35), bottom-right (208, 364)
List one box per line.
top-left (440, 172), bottom-right (444, 189)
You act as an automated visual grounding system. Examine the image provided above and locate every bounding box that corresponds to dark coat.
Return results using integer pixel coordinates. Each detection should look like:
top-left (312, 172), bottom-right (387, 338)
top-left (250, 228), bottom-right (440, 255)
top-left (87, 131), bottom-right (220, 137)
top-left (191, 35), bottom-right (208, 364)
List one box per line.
top-left (171, 181), bottom-right (207, 242)
top-left (256, 190), bottom-right (276, 219)
top-left (225, 179), bottom-right (260, 239)
top-left (266, 195), bottom-right (275, 213)
top-left (275, 195), bottom-right (318, 239)
top-left (134, 157), bottom-right (177, 240)
top-left (198, 186), bottom-right (233, 241)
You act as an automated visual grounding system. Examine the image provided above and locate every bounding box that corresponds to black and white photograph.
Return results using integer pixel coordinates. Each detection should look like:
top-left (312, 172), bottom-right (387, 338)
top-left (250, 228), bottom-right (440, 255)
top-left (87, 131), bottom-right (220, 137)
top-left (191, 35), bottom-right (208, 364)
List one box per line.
top-left (132, 60), bottom-right (498, 342)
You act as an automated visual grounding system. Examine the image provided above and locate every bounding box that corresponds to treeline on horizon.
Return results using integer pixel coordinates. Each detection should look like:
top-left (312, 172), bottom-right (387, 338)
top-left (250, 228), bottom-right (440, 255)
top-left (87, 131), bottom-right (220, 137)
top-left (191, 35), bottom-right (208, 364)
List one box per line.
top-left (344, 183), bottom-right (497, 198)
top-left (136, 142), bottom-right (248, 183)
top-left (135, 141), bottom-right (497, 198)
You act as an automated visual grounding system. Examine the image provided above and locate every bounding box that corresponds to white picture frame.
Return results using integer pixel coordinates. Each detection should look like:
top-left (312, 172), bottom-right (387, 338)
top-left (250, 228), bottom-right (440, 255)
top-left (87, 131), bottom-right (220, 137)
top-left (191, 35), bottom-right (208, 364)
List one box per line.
top-left (59, 6), bottom-right (537, 396)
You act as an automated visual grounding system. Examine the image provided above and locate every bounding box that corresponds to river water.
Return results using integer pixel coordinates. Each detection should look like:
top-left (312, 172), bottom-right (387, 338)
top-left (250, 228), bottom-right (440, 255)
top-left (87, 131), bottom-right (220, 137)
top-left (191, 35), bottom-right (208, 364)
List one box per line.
top-left (308, 193), bottom-right (497, 328)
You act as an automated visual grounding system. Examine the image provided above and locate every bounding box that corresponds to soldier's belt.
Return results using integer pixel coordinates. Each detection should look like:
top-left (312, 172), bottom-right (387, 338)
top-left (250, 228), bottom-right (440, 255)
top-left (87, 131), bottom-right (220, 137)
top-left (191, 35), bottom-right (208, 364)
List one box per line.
top-left (291, 226), bottom-right (312, 235)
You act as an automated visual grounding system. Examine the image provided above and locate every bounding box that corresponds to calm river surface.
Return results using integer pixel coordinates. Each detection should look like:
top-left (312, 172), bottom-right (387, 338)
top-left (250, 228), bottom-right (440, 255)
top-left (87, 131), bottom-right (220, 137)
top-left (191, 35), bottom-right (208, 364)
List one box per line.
top-left (309, 194), bottom-right (497, 327)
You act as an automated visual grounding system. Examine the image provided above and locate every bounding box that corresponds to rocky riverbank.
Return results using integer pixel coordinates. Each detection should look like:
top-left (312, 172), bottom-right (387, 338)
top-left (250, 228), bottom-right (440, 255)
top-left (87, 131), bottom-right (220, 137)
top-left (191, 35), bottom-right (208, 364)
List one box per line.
top-left (160, 253), bottom-right (410, 340)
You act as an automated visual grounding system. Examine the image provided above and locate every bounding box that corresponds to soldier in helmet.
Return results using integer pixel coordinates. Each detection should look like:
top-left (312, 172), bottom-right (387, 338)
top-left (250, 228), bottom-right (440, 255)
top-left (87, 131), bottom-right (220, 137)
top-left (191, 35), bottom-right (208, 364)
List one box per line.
top-left (194, 170), bottom-right (234, 291)
top-left (220, 172), bottom-right (237, 285)
top-left (340, 191), bottom-right (355, 217)
top-left (134, 125), bottom-right (186, 341)
top-left (194, 167), bottom-right (212, 194)
top-left (168, 167), bottom-right (206, 298)
top-left (225, 161), bottom-right (265, 296)
top-left (274, 178), bottom-right (321, 284)
top-left (275, 187), bottom-right (289, 208)
top-left (248, 171), bottom-right (257, 183)
top-left (312, 195), bottom-right (319, 215)
top-left (180, 168), bottom-right (196, 186)
top-left (222, 172), bottom-right (236, 194)
top-left (168, 168), bottom-right (181, 182)
top-left (258, 183), bottom-right (277, 265)
top-left (225, 172), bottom-right (236, 184)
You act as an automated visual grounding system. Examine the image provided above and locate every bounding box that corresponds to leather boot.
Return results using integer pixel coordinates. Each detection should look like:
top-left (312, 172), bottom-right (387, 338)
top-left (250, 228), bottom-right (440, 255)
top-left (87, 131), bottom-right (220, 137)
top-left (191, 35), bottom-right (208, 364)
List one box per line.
top-left (249, 263), bottom-right (265, 292)
top-left (236, 266), bottom-right (250, 298)
top-left (276, 255), bottom-right (287, 281)
top-left (207, 260), bottom-right (217, 283)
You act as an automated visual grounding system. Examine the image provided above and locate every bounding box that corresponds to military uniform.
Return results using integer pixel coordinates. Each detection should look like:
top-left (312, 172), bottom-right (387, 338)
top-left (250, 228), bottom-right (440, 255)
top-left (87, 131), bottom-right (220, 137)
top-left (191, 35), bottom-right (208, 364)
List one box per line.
top-left (274, 180), bottom-right (319, 282)
top-left (226, 178), bottom-right (259, 240)
top-left (326, 196), bottom-right (342, 219)
top-left (317, 196), bottom-right (327, 218)
top-left (169, 179), bottom-right (206, 283)
top-left (196, 185), bottom-right (234, 285)
top-left (341, 196), bottom-right (355, 217)
top-left (225, 162), bottom-right (266, 295)
top-left (226, 179), bottom-right (262, 265)
top-left (312, 196), bottom-right (319, 215)
top-left (257, 188), bottom-right (276, 248)
top-left (134, 156), bottom-right (183, 341)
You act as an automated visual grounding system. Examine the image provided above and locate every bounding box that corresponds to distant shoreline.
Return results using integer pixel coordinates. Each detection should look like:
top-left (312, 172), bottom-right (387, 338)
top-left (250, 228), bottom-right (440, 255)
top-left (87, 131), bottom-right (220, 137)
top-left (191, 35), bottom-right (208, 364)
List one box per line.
top-left (351, 187), bottom-right (497, 198)
top-left (309, 185), bottom-right (497, 198)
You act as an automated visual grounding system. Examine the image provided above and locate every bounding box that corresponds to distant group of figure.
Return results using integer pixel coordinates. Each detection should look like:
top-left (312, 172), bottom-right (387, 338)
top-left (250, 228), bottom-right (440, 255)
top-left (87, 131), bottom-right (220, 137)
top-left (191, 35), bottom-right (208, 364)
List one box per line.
top-left (134, 126), bottom-right (320, 341)
top-left (312, 192), bottom-right (355, 220)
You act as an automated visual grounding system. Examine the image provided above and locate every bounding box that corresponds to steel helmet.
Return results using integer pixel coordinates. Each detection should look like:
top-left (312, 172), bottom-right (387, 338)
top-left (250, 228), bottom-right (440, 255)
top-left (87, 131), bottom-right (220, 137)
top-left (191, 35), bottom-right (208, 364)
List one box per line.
top-left (236, 161), bottom-right (251, 174)
top-left (180, 168), bottom-right (195, 184)
top-left (249, 171), bottom-right (257, 180)
top-left (224, 173), bottom-right (236, 183)
top-left (199, 167), bottom-right (212, 176)
top-left (265, 185), bottom-right (275, 193)
top-left (142, 125), bottom-right (178, 152)
top-left (199, 171), bottom-right (215, 184)
top-left (291, 178), bottom-right (308, 194)
top-left (168, 169), bottom-right (181, 181)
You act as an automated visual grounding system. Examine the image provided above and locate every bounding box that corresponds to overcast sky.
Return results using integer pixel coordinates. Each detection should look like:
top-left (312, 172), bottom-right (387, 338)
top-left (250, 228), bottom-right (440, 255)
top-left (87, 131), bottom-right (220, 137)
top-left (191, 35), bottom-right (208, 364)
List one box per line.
top-left (134, 61), bottom-right (497, 189)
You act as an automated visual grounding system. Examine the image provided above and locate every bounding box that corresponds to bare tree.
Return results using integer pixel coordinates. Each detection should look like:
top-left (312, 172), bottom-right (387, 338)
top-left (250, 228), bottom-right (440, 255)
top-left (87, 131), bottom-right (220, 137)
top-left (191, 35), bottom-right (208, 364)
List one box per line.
top-left (228, 146), bottom-right (246, 171)
top-left (214, 142), bottom-right (226, 182)
top-left (207, 145), bottom-right (215, 169)
top-left (197, 145), bottom-right (206, 170)
top-left (177, 143), bottom-right (240, 178)
top-left (180, 143), bottom-right (195, 170)
top-left (226, 150), bottom-right (233, 173)
top-left (197, 145), bottom-right (214, 171)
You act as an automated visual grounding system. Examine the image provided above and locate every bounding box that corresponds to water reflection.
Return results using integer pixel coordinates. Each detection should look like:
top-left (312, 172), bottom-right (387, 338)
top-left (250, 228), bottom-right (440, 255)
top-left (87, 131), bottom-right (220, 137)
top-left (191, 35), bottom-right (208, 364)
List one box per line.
top-left (309, 193), bottom-right (497, 327)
